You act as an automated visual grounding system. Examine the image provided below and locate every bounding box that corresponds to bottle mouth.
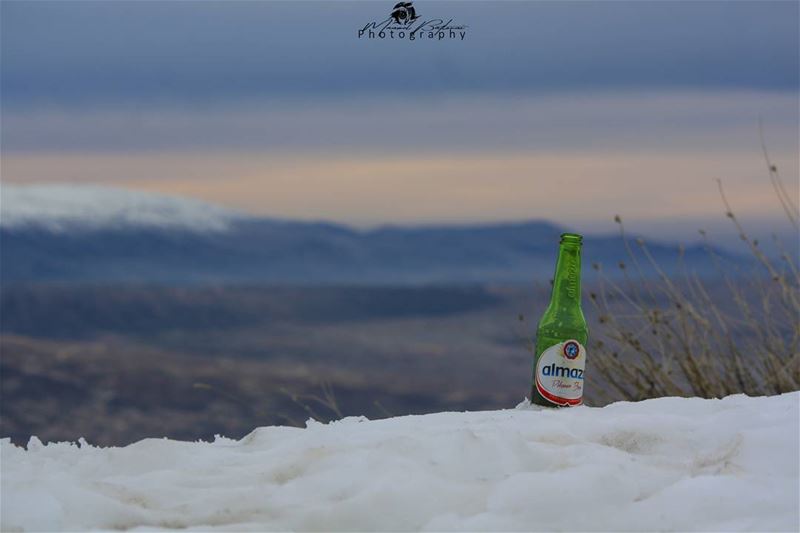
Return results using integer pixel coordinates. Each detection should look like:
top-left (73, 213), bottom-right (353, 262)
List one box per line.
top-left (560, 232), bottom-right (583, 245)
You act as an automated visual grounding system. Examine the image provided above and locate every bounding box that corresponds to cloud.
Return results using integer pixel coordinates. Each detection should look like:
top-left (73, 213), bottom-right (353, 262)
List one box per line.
top-left (2, 92), bottom-right (797, 154)
top-left (5, 149), bottom-right (797, 228)
top-left (2, 1), bottom-right (797, 109)
top-left (3, 91), bottom-right (796, 235)
top-left (2, 1), bottom-right (796, 245)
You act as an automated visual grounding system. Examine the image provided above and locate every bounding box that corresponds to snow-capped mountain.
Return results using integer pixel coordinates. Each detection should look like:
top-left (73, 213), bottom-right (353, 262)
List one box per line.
top-left (1, 184), bottom-right (245, 232)
top-left (1, 184), bottom-right (743, 284)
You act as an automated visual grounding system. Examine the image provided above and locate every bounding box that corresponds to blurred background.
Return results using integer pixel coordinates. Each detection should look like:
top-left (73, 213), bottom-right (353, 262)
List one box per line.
top-left (1, 0), bottom-right (798, 445)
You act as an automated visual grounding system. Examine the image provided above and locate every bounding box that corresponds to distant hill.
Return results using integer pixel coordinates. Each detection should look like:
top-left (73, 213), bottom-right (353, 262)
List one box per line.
top-left (0, 185), bottom-right (743, 284)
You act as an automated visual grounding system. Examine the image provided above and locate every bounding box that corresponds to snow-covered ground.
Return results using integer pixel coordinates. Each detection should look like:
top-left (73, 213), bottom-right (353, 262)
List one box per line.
top-left (2, 393), bottom-right (798, 532)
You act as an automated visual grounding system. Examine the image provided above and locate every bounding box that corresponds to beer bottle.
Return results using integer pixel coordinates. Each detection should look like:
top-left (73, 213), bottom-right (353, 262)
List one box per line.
top-left (531, 233), bottom-right (588, 407)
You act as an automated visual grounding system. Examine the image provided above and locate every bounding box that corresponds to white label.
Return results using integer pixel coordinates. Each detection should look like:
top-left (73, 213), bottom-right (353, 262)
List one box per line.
top-left (535, 340), bottom-right (585, 406)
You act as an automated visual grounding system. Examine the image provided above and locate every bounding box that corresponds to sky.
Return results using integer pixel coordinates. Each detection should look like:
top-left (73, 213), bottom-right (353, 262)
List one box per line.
top-left (2, 0), bottom-right (798, 244)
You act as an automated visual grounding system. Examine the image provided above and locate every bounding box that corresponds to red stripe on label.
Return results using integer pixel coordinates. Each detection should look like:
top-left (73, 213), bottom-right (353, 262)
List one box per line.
top-left (535, 375), bottom-right (583, 406)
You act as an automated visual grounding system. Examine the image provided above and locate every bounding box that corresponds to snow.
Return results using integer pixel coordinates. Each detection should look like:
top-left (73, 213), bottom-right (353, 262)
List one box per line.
top-left (2, 393), bottom-right (798, 532)
top-left (0, 184), bottom-right (245, 232)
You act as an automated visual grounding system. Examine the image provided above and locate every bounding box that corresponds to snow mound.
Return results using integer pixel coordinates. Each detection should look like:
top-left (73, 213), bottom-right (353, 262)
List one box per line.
top-left (2, 393), bottom-right (798, 532)
top-left (0, 184), bottom-right (246, 232)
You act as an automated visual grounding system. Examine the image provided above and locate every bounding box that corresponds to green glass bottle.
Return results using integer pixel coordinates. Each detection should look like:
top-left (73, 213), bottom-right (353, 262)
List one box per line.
top-left (531, 233), bottom-right (588, 407)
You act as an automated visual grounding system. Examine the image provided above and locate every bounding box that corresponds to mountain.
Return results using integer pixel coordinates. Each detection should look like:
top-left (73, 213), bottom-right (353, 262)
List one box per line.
top-left (1, 185), bottom-right (742, 284)
top-left (1, 184), bottom-right (244, 232)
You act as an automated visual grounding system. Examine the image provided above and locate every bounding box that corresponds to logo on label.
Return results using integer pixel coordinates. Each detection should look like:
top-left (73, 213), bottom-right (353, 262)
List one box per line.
top-left (563, 340), bottom-right (580, 360)
top-left (535, 340), bottom-right (585, 406)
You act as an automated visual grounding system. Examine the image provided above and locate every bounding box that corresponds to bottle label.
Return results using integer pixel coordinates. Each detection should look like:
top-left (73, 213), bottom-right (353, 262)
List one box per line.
top-left (535, 340), bottom-right (585, 406)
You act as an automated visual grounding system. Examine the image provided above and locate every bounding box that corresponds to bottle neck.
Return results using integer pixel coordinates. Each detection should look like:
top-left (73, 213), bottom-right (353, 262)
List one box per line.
top-left (550, 241), bottom-right (582, 307)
